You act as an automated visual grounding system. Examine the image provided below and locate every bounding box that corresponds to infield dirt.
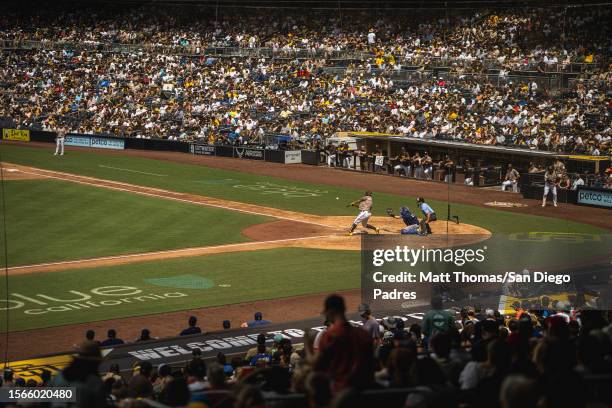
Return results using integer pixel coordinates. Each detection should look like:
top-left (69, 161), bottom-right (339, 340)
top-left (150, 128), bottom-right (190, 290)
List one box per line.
top-left (4, 163), bottom-right (490, 275)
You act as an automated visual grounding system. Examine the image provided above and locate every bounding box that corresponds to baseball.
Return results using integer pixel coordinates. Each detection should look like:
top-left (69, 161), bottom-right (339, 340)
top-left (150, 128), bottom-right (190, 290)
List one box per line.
top-left (336, 197), bottom-right (339, 200)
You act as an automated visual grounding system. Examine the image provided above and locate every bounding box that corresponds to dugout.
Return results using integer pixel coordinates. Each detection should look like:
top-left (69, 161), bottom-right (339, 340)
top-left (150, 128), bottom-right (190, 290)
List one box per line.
top-left (556, 155), bottom-right (610, 176)
top-left (341, 132), bottom-right (560, 186)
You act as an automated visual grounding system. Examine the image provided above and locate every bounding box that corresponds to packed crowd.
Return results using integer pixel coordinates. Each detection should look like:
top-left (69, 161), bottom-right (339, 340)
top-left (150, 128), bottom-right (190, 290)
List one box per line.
top-left (0, 6), bottom-right (610, 154)
top-left (1, 6), bottom-right (609, 71)
top-left (1, 49), bottom-right (610, 155)
top-left (4, 294), bottom-right (610, 408)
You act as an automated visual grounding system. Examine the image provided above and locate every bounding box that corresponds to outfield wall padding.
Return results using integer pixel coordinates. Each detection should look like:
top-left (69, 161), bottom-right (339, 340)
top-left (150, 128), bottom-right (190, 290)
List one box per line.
top-left (125, 138), bottom-right (190, 153)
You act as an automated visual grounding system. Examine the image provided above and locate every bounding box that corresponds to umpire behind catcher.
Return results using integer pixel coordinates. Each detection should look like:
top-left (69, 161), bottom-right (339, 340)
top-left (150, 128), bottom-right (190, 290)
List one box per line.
top-left (416, 197), bottom-right (436, 234)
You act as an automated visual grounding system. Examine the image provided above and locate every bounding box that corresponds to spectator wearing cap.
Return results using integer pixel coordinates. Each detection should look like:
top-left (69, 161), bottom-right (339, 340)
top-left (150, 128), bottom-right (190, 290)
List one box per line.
top-left (245, 311), bottom-right (271, 328)
top-left (180, 316), bottom-right (202, 336)
top-left (313, 294), bottom-right (374, 392)
top-left (100, 329), bottom-right (125, 347)
top-left (270, 333), bottom-right (285, 355)
top-left (48, 341), bottom-right (107, 408)
top-left (358, 303), bottom-right (381, 342)
top-left (128, 361), bottom-right (154, 399)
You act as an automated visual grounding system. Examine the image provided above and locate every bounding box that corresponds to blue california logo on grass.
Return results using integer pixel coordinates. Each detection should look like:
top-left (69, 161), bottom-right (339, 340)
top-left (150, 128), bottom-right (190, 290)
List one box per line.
top-left (144, 274), bottom-right (215, 289)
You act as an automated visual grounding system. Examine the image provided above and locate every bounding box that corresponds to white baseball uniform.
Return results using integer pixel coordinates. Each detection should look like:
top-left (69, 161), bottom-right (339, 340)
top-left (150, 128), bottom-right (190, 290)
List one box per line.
top-left (55, 129), bottom-right (65, 155)
top-left (353, 195), bottom-right (373, 226)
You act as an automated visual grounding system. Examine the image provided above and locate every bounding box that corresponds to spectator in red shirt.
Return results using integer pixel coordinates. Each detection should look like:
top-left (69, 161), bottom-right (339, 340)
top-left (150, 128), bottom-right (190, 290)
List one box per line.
top-left (313, 294), bottom-right (374, 392)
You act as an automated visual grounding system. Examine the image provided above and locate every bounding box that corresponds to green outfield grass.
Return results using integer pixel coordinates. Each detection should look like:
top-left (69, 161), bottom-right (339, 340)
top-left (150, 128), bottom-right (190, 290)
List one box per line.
top-left (0, 144), bottom-right (605, 235)
top-left (2, 248), bottom-right (359, 332)
top-left (0, 144), bottom-right (608, 336)
top-left (1, 179), bottom-right (269, 266)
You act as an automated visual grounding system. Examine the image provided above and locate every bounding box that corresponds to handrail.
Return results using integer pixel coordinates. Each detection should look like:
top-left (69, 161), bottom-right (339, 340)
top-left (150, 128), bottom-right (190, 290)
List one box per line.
top-left (1, 39), bottom-right (605, 74)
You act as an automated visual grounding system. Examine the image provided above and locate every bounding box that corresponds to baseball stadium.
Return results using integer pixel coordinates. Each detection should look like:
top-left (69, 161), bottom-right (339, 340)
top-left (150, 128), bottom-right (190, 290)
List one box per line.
top-left (0, 0), bottom-right (611, 407)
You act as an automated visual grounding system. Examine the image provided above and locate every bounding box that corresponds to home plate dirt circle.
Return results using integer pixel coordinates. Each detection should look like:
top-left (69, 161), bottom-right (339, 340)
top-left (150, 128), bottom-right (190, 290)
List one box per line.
top-left (244, 216), bottom-right (491, 251)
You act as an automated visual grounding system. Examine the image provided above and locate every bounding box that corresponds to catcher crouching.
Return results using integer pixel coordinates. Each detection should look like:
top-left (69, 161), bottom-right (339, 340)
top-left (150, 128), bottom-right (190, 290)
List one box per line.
top-left (387, 206), bottom-right (428, 235)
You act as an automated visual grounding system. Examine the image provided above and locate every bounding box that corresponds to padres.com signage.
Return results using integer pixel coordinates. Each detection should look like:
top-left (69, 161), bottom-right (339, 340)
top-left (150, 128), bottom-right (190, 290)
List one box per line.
top-left (65, 134), bottom-right (125, 150)
top-left (577, 187), bottom-right (612, 209)
top-left (2, 129), bottom-right (30, 142)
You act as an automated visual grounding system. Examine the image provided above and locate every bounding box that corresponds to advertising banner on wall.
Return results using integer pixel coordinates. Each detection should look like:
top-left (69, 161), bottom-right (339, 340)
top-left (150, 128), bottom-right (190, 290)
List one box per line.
top-left (90, 136), bottom-right (125, 150)
top-left (190, 144), bottom-right (215, 156)
top-left (235, 147), bottom-right (264, 160)
top-left (65, 134), bottom-right (124, 150)
top-left (284, 150), bottom-right (302, 164)
top-left (577, 187), bottom-right (612, 209)
top-left (65, 134), bottom-right (91, 147)
top-left (2, 129), bottom-right (30, 142)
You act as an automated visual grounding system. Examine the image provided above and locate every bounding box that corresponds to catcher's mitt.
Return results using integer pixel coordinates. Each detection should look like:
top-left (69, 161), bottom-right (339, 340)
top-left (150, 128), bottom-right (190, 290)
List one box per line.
top-left (386, 208), bottom-right (395, 217)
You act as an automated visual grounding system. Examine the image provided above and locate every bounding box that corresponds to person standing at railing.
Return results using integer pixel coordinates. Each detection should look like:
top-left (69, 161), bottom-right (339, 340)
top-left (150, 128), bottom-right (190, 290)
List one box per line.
top-left (412, 152), bottom-right (423, 178)
top-left (440, 155), bottom-right (454, 183)
top-left (392, 147), bottom-right (410, 176)
top-left (423, 152), bottom-right (434, 180)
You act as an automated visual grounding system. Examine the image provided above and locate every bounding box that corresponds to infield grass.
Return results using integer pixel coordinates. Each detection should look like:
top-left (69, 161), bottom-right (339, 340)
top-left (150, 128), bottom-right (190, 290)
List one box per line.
top-left (1, 144), bottom-right (606, 235)
top-left (1, 248), bottom-right (359, 332)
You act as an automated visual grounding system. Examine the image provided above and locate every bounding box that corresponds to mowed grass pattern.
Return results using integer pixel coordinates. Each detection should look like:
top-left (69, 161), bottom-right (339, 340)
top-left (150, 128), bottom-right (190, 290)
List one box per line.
top-left (0, 144), bottom-right (605, 234)
top-left (2, 248), bottom-right (359, 332)
top-left (1, 179), bottom-right (269, 266)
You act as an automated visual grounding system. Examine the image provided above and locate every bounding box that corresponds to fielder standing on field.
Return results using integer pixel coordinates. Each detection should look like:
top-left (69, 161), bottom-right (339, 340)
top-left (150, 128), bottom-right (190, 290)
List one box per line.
top-left (542, 165), bottom-right (559, 207)
top-left (54, 127), bottom-right (66, 156)
top-left (347, 191), bottom-right (380, 236)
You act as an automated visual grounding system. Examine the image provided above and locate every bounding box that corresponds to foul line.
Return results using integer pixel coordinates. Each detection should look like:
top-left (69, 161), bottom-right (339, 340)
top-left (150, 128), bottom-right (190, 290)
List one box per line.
top-left (15, 167), bottom-right (336, 229)
top-left (5, 234), bottom-right (336, 273)
top-left (98, 164), bottom-right (168, 177)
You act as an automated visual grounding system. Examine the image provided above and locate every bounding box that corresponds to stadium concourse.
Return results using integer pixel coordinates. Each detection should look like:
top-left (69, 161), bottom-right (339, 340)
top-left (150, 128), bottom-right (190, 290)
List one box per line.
top-left (0, 1), bottom-right (611, 408)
